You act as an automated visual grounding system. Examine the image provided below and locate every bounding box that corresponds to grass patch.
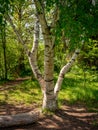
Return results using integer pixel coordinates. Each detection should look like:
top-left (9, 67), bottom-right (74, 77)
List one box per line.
top-left (0, 66), bottom-right (98, 111)
top-left (58, 66), bottom-right (98, 110)
top-left (0, 79), bottom-right (42, 106)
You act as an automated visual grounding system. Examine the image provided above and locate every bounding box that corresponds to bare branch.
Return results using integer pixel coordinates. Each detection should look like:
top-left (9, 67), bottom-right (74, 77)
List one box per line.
top-left (28, 16), bottom-right (45, 92)
top-left (54, 49), bottom-right (80, 97)
top-left (33, 0), bottom-right (49, 35)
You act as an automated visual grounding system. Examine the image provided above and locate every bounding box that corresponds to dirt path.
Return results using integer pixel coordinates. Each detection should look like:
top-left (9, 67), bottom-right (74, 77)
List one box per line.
top-left (0, 77), bottom-right (30, 91)
top-left (0, 103), bottom-right (98, 130)
top-left (0, 79), bottom-right (98, 130)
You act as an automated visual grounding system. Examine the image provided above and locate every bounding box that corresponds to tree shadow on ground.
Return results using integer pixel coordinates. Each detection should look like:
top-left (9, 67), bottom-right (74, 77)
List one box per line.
top-left (0, 103), bottom-right (98, 130)
top-left (0, 78), bottom-right (98, 130)
top-left (0, 102), bottom-right (37, 116)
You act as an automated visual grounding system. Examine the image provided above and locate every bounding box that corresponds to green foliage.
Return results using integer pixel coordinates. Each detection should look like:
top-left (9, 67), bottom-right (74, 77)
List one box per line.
top-left (54, 0), bottom-right (98, 49)
top-left (36, 0), bottom-right (98, 50)
top-left (0, 0), bottom-right (10, 14)
top-left (0, 66), bottom-right (98, 110)
top-left (0, 0), bottom-right (13, 25)
top-left (78, 39), bottom-right (98, 69)
top-left (0, 42), bottom-right (5, 79)
top-left (0, 0), bottom-right (27, 26)
top-left (0, 0), bottom-right (98, 110)
top-left (92, 120), bottom-right (98, 127)
top-left (0, 79), bottom-right (42, 105)
top-left (54, 43), bottom-right (67, 72)
top-left (0, 35), bottom-right (31, 80)
top-left (0, 0), bottom-right (36, 79)
top-left (58, 66), bottom-right (98, 109)
top-left (42, 108), bottom-right (55, 115)
top-left (54, 38), bottom-right (98, 74)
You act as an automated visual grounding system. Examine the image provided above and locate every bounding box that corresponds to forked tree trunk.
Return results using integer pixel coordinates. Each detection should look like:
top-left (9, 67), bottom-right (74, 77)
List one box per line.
top-left (6, 0), bottom-right (81, 114)
top-left (42, 81), bottom-right (57, 111)
top-left (34, 0), bottom-right (81, 111)
top-left (34, 0), bottom-right (57, 111)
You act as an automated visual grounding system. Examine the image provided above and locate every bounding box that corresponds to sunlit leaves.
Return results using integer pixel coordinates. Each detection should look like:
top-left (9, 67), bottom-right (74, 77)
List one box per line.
top-left (78, 39), bottom-right (98, 69)
top-left (53, 0), bottom-right (98, 50)
top-left (0, 0), bottom-right (26, 25)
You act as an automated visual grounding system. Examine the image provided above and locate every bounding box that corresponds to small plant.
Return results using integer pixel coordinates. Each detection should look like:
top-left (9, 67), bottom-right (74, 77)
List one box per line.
top-left (92, 120), bottom-right (98, 126)
top-left (41, 108), bottom-right (55, 115)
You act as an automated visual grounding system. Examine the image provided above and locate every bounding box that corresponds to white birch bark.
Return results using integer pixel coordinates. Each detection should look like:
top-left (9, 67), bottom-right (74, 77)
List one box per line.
top-left (28, 17), bottom-right (45, 92)
top-left (54, 49), bottom-right (80, 98)
top-left (6, 1), bottom-right (81, 111)
top-left (34, 0), bottom-right (57, 110)
top-left (33, 1), bottom-right (81, 107)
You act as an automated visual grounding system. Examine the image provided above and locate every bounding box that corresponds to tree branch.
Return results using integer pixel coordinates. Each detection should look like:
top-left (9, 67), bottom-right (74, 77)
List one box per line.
top-left (5, 14), bottom-right (45, 91)
top-left (5, 14), bottom-right (29, 55)
top-left (28, 17), bottom-right (45, 92)
top-left (54, 49), bottom-right (80, 97)
top-left (34, 0), bottom-right (49, 35)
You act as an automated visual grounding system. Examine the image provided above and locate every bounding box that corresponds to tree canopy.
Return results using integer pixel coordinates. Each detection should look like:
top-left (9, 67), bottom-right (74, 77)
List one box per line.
top-left (42, 0), bottom-right (98, 48)
top-left (0, 0), bottom-right (98, 40)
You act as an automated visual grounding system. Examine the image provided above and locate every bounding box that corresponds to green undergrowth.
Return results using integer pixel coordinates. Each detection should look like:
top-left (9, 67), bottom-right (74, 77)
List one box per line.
top-left (58, 66), bottom-right (98, 111)
top-left (0, 79), bottom-right (42, 107)
top-left (41, 108), bottom-right (55, 115)
top-left (0, 66), bottom-right (98, 111)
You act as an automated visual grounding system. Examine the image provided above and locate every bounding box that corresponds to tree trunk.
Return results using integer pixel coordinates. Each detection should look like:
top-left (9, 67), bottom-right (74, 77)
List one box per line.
top-left (42, 81), bottom-right (57, 111)
top-left (34, 0), bottom-right (58, 111)
top-left (0, 111), bottom-right (40, 127)
top-left (17, 5), bottom-right (25, 76)
top-left (42, 37), bottom-right (57, 111)
top-left (1, 23), bottom-right (7, 80)
top-left (7, 0), bottom-right (80, 113)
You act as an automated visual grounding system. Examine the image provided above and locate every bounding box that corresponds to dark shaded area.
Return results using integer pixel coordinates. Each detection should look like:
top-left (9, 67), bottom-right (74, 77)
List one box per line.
top-left (0, 102), bottom-right (98, 130)
top-left (0, 78), bottom-right (98, 130)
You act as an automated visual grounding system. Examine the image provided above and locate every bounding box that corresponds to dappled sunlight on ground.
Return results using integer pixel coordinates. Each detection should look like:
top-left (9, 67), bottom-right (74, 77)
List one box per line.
top-left (0, 102), bottom-right (98, 130)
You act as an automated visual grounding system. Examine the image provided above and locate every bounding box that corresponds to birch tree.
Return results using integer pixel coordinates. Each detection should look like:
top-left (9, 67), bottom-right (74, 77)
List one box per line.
top-left (30, 0), bottom-right (98, 110)
top-left (0, 0), bottom-right (98, 127)
top-left (1, 0), bottom-right (97, 111)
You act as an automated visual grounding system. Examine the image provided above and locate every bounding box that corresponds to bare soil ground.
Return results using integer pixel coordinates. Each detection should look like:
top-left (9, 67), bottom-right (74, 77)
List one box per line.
top-left (0, 79), bottom-right (98, 130)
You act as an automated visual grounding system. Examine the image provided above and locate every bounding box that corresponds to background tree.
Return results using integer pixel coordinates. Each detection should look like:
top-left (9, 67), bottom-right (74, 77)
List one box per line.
top-left (0, 0), bottom-right (34, 79)
top-left (1, 22), bottom-right (7, 80)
